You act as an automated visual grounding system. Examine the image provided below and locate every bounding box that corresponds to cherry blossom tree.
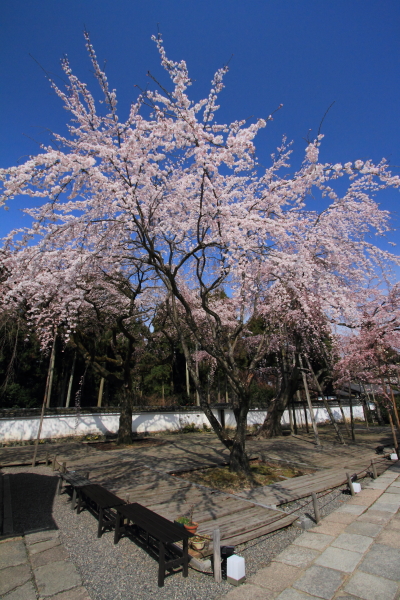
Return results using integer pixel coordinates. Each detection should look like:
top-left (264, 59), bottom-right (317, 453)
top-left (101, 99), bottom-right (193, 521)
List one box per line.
top-left (1, 33), bottom-right (400, 472)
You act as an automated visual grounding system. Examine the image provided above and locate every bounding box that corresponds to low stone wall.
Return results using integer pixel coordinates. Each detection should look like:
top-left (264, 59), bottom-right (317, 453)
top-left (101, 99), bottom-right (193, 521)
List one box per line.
top-left (0, 404), bottom-right (366, 443)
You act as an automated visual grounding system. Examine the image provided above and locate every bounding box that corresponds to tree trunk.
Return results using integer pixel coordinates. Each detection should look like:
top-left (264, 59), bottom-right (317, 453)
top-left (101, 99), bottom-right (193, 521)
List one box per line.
top-left (117, 387), bottom-right (133, 444)
top-left (257, 353), bottom-right (299, 438)
top-left (229, 403), bottom-right (251, 475)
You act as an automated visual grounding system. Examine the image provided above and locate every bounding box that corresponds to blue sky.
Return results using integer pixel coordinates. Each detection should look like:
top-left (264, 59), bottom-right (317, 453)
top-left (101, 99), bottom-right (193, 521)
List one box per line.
top-left (1, 1), bottom-right (399, 259)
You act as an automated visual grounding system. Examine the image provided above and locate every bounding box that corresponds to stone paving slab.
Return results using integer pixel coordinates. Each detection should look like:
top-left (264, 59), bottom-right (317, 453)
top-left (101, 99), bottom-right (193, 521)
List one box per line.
top-left (331, 532), bottom-right (374, 553)
top-left (247, 561), bottom-right (301, 592)
top-left (0, 563), bottom-right (31, 596)
top-left (275, 546), bottom-right (320, 569)
top-left (30, 543), bottom-right (69, 569)
top-left (45, 586), bottom-right (93, 600)
top-left (344, 521), bottom-right (384, 537)
top-left (314, 546), bottom-right (363, 573)
top-left (0, 539), bottom-right (27, 569)
top-left (344, 570), bottom-right (399, 600)
top-left (358, 543), bottom-right (400, 581)
top-left (292, 565), bottom-right (345, 600)
top-left (2, 580), bottom-right (37, 600)
top-left (292, 531), bottom-right (334, 551)
top-left (34, 560), bottom-right (82, 597)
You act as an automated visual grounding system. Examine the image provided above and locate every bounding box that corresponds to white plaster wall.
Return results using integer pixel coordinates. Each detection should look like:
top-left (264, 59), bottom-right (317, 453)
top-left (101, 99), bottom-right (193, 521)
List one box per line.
top-left (0, 405), bottom-right (366, 442)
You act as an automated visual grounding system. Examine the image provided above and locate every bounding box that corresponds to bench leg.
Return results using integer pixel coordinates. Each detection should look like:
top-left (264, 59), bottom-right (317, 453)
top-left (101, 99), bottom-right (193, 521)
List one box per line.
top-left (158, 542), bottom-right (165, 587)
top-left (114, 513), bottom-right (121, 544)
top-left (71, 488), bottom-right (77, 510)
top-left (76, 491), bottom-right (83, 514)
top-left (56, 476), bottom-right (63, 495)
top-left (182, 538), bottom-right (188, 578)
top-left (97, 506), bottom-right (103, 538)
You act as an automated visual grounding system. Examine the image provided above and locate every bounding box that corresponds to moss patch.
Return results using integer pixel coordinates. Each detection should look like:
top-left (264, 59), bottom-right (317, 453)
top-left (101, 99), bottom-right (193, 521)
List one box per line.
top-left (174, 461), bottom-right (309, 493)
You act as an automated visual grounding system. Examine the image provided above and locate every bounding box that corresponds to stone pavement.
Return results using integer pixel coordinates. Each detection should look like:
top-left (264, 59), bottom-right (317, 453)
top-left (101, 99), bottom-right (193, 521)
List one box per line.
top-left (0, 529), bottom-right (91, 599)
top-left (219, 462), bottom-right (400, 600)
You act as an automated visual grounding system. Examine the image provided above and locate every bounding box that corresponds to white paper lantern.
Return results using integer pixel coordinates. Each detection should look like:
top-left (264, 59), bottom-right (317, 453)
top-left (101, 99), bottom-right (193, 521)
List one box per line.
top-left (227, 554), bottom-right (246, 586)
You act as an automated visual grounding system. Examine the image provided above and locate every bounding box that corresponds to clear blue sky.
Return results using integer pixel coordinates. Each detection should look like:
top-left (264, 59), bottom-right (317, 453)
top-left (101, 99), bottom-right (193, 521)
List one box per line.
top-left (1, 1), bottom-right (399, 256)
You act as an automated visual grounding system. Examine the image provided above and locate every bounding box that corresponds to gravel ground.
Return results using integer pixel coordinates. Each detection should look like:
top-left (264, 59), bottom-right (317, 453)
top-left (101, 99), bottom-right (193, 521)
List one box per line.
top-left (3, 465), bottom-right (359, 600)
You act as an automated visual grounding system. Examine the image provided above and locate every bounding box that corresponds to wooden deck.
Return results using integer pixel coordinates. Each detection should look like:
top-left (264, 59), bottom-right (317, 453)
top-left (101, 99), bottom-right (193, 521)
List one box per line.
top-left (1, 426), bottom-right (395, 555)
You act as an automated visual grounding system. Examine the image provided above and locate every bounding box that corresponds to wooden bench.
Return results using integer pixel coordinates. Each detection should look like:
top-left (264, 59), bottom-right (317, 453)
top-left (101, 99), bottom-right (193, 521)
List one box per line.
top-left (57, 471), bottom-right (91, 510)
top-left (77, 484), bottom-right (126, 538)
top-left (114, 502), bottom-right (193, 587)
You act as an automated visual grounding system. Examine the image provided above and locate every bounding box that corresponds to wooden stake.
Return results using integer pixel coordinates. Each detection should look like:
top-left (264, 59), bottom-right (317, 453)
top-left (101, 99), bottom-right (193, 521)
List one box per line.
top-left (371, 461), bottom-right (377, 479)
top-left (299, 355), bottom-right (320, 447)
top-left (312, 492), bottom-right (321, 523)
top-left (389, 385), bottom-right (400, 432)
top-left (305, 355), bottom-right (345, 445)
top-left (213, 528), bottom-right (222, 583)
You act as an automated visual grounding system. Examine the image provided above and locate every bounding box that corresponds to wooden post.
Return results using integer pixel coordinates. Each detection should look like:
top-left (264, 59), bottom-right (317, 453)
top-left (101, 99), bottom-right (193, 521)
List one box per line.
top-left (97, 377), bottom-right (105, 408)
top-left (65, 351), bottom-right (76, 407)
top-left (371, 461), bottom-right (377, 479)
top-left (388, 411), bottom-right (399, 456)
top-left (338, 398), bottom-right (351, 437)
top-left (213, 528), bottom-right (222, 583)
top-left (288, 402), bottom-right (294, 435)
top-left (195, 343), bottom-right (200, 407)
top-left (62, 461), bottom-right (66, 473)
top-left (46, 336), bottom-right (57, 408)
top-left (389, 385), bottom-right (400, 432)
top-left (292, 398), bottom-right (298, 434)
top-left (303, 401), bottom-right (309, 433)
top-left (85, 471), bottom-right (90, 480)
top-left (32, 336), bottom-right (56, 467)
top-left (362, 399), bottom-right (370, 430)
top-left (45, 452), bottom-right (49, 466)
top-left (312, 492), bottom-right (321, 523)
top-left (161, 380), bottom-right (165, 405)
top-left (305, 355), bottom-right (345, 445)
top-left (299, 355), bottom-right (320, 447)
top-left (346, 472), bottom-right (355, 496)
top-left (348, 384), bottom-right (356, 441)
top-left (51, 454), bottom-right (57, 471)
top-left (185, 360), bottom-right (190, 399)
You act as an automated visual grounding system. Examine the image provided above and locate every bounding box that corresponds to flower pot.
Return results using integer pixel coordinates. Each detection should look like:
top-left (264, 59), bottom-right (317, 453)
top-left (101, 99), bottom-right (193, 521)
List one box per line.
top-left (191, 540), bottom-right (205, 551)
top-left (184, 522), bottom-right (199, 535)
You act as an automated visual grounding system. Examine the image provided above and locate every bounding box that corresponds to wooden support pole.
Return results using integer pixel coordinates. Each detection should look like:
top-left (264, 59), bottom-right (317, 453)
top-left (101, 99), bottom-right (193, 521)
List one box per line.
top-left (347, 472), bottom-right (355, 496)
top-left (45, 336), bottom-right (56, 408)
top-left (51, 454), bottom-right (57, 471)
top-left (338, 398), bottom-right (351, 437)
top-left (97, 377), bottom-right (105, 408)
top-left (389, 385), bottom-right (400, 432)
top-left (371, 461), bottom-right (377, 479)
top-left (65, 351), bottom-right (76, 408)
top-left (388, 411), bottom-right (399, 457)
top-left (305, 355), bottom-right (345, 445)
top-left (292, 398), bottom-right (298, 435)
top-left (32, 336), bottom-right (56, 467)
top-left (312, 492), bottom-right (321, 523)
top-left (288, 402), bottom-right (294, 435)
top-left (348, 384), bottom-right (356, 441)
top-left (213, 528), bottom-right (222, 583)
top-left (299, 355), bottom-right (320, 447)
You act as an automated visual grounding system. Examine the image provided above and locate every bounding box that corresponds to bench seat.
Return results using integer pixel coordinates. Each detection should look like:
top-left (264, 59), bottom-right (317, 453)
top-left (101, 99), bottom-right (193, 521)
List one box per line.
top-left (114, 502), bottom-right (193, 587)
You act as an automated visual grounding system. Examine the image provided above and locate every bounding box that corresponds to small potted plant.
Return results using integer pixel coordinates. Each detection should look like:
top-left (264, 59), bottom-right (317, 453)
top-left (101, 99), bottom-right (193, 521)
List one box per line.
top-left (175, 504), bottom-right (198, 534)
top-left (190, 534), bottom-right (211, 551)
